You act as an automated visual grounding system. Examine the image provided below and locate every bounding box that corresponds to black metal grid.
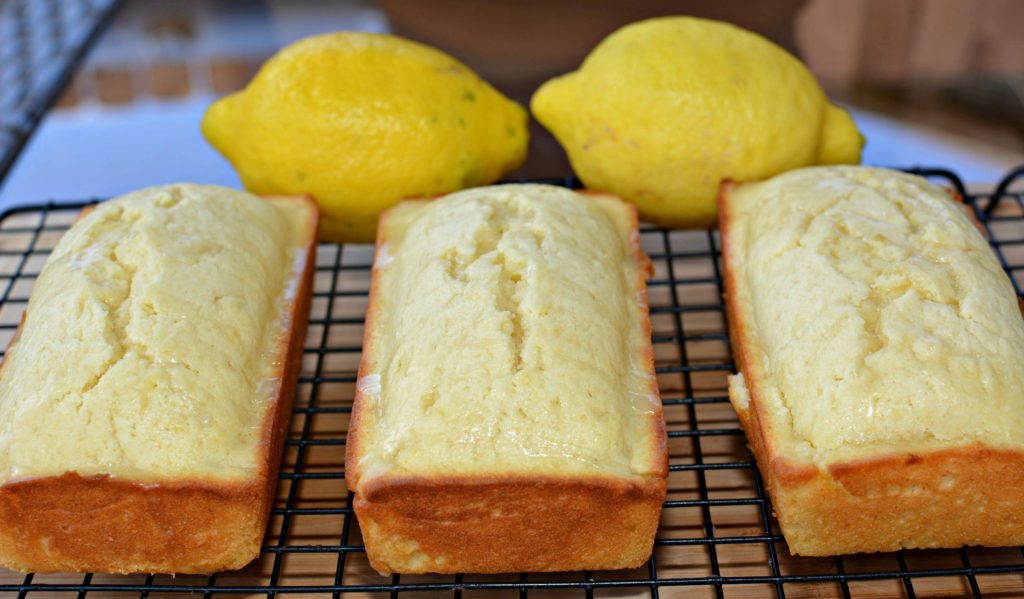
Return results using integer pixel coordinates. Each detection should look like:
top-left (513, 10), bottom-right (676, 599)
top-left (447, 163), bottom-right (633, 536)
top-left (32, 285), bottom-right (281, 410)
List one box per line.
top-left (0, 0), bottom-right (122, 184)
top-left (0, 168), bottom-right (1022, 598)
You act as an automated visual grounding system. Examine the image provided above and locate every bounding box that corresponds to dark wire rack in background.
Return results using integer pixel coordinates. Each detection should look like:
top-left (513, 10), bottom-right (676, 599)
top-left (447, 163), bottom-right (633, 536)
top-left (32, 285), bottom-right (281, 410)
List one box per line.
top-left (0, 0), bottom-right (122, 183)
top-left (0, 168), bottom-right (1022, 598)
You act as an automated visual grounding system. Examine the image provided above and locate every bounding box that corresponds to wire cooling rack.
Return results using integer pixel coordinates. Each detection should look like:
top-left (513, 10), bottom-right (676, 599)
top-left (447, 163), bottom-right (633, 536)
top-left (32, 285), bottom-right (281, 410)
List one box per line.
top-left (0, 168), bottom-right (1023, 598)
top-left (0, 0), bottom-right (122, 182)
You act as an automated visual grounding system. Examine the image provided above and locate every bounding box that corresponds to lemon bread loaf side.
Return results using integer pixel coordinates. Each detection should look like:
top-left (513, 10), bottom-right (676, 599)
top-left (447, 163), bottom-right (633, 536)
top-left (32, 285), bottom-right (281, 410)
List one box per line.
top-left (721, 166), bottom-right (1024, 555)
top-left (347, 184), bottom-right (667, 574)
top-left (0, 184), bottom-right (318, 573)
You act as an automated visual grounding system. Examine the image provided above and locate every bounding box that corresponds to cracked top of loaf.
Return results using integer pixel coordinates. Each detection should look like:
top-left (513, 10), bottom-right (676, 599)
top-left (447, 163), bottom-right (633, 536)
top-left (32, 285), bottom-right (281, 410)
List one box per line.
top-left (725, 166), bottom-right (1024, 466)
top-left (0, 184), bottom-right (311, 483)
top-left (353, 184), bottom-right (663, 480)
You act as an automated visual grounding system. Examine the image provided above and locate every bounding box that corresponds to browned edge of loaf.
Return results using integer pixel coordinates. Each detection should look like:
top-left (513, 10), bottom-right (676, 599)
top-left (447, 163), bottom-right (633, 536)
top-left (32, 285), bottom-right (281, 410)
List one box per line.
top-left (345, 190), bottom-right (668, 575)
top-left (717, 180), bottom-right (1024, 556)
top-left (0, 195), bottom-right (320, 574)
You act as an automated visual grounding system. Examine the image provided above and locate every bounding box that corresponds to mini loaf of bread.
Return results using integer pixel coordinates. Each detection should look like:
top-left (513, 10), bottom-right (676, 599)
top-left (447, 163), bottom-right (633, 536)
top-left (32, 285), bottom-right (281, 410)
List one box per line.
top-left (0, 184), bottom-right (318, 573)
top-left (720, 166), bottom-right (1024, 555)
top-left (346, 184), bottom-right (667, 574)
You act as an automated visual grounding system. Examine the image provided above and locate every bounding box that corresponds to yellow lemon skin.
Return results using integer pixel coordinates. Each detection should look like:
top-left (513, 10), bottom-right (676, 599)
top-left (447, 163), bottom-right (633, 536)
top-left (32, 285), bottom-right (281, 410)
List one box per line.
top-left (531, 17), bottom-right (864, 229)
top-left (203, 32), bottom-right (529, 242)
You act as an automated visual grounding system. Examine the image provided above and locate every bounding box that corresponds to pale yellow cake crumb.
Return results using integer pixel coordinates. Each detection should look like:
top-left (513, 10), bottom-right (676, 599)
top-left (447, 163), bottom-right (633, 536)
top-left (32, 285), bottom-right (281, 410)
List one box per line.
top-left (356, 184), bottom-right (661, 479)
top-left (727, 166), bottom-right (1024, 465)
top-left (0, 184), bottom-right (308, 482)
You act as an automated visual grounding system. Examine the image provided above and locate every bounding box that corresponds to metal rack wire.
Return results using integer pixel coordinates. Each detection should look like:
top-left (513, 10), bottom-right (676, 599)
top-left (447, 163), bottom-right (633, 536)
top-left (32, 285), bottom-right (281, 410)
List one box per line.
top-left (0, 168), bottom-right (1022, 598)
top-left (0, 0), bottom-right (122, 183)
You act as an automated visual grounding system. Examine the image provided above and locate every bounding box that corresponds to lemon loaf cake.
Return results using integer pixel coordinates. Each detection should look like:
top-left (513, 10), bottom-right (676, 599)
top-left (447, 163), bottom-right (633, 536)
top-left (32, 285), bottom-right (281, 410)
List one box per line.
top-left (720, 166), bottom-right (1024, 555)
top-left (0, 184), bottom-right (318, 573)
top-left (346, 184), bottom-right (667, 574)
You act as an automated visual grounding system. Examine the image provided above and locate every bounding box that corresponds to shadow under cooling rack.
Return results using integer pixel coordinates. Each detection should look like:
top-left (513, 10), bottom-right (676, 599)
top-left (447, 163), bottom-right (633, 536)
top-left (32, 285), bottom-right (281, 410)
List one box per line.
top-left (0, 169), bottom-right (1023, 598)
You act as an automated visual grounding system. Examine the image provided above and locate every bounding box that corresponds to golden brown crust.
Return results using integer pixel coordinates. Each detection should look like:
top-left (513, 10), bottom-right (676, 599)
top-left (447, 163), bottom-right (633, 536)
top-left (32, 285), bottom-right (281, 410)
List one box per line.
top-left (621, 198), bottom-right (669, 479)
top-left (719, 180), bottom-right (1024, 556)
top-left (355, 474), bottom-right (666, 574)
top-left (347, 190), bottom-right (667, 574)
top-left (0, 474), bottom-right (265, 574)
top-left (0, 195), bottom-right (319, 574)
top-left (343, 203), bottom-right (390, 492)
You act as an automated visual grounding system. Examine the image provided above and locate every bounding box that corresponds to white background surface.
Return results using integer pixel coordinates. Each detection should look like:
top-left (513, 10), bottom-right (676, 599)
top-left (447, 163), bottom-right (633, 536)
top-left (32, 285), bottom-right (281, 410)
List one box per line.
top-left (0, 99), bottom-right (1018, 210)
top-left (2, 99), bottom-right (1015, 208)
top-left (3, 0), bottom-right (1019, 208)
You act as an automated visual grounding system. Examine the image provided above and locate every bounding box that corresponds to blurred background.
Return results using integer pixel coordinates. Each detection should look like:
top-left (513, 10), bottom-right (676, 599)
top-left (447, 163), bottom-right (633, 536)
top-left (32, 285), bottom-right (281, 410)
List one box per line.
top-left (2, 0), bottom-right (1024, 206)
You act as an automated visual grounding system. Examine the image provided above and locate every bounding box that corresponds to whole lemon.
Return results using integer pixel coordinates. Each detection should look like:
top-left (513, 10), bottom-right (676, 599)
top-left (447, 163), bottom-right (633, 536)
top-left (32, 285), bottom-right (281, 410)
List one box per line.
top-left (203, 32), bottom-right (529, 242)
top-left (531, 17), bottom-right (864, 228)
